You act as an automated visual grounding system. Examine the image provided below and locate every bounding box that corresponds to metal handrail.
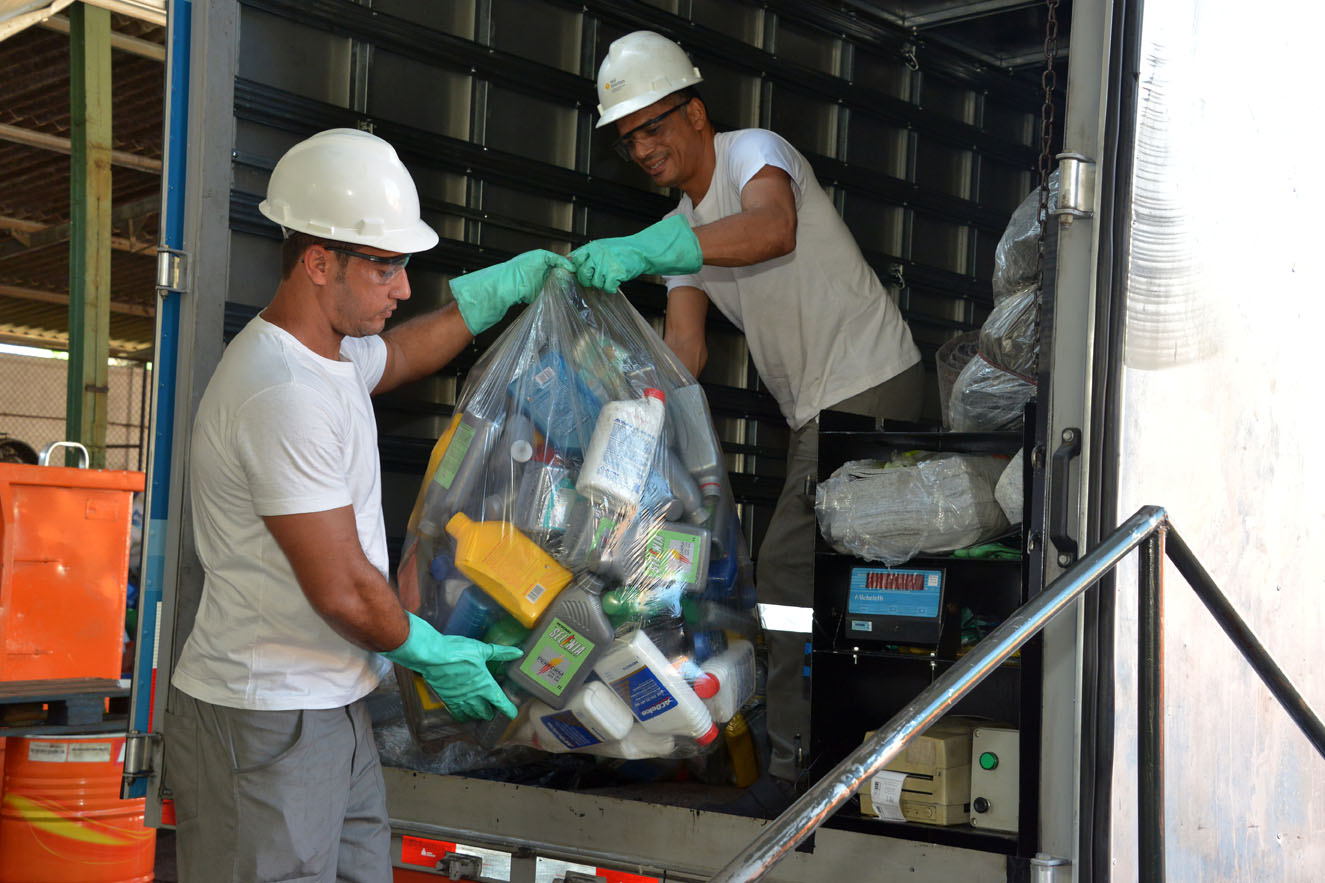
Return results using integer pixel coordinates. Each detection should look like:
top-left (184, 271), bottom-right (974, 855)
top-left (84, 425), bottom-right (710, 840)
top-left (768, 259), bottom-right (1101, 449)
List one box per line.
top-left (710, 505), bottom-right (1325, 882)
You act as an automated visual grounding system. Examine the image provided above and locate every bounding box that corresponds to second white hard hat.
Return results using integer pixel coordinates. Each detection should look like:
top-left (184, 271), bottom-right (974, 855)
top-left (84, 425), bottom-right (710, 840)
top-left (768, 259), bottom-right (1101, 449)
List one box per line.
top-left (595, 31), bottom-right (703, 129)
top-left (258, 128), bottom-right (439, 253)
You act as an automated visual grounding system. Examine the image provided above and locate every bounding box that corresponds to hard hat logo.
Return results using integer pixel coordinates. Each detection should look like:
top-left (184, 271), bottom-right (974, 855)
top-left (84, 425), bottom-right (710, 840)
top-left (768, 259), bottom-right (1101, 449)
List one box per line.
top-left (594, 31), bottom-right (703, 129)
top-left (258, 128), bottom-right (439, 254)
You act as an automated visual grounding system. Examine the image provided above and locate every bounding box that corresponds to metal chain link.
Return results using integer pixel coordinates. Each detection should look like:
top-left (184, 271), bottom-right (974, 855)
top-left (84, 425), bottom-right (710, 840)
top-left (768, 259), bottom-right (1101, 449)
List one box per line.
top-left (1032, 0), bottom-right (1061, 375)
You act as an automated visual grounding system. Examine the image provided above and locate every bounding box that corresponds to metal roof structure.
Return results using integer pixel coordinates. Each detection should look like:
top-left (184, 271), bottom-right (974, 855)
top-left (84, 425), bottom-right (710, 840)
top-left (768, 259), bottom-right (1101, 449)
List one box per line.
top-left (0, 6), bottom-right (164, 359)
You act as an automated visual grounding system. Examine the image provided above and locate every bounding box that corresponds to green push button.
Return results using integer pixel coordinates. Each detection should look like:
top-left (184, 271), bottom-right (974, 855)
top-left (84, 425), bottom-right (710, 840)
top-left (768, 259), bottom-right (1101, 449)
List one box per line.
top-left (979, 751), bottom-right (999, 771)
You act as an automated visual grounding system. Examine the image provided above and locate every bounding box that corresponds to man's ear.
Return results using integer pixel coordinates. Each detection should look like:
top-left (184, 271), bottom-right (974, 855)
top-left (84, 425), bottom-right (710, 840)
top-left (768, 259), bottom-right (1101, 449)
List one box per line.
top-left (686, 97), bottom-right (709, 132)
top-left (302, 244), bottom-right (331, 284)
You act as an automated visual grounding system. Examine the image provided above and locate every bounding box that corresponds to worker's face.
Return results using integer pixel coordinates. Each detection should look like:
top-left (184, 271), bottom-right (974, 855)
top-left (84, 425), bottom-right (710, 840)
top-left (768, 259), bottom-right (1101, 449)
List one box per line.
top-left (615, 96), bottom-right (705, 189)
top-left (318, 244), bottom-right (413, 337)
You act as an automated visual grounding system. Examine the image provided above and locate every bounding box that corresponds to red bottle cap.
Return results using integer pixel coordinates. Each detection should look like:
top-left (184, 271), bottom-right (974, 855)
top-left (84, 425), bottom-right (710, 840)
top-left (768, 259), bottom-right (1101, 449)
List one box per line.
top-left (644, 387), bottom-right (665, 402)
top-left (697, 723), bottom-right (720, 746)
top-left (691, 672), bottom-right (720, 699)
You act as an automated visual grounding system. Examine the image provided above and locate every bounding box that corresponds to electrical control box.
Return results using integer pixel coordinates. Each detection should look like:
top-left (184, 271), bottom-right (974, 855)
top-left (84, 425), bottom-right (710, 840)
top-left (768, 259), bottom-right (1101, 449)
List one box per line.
top-left (969, 726), bottom-right (1020, 833)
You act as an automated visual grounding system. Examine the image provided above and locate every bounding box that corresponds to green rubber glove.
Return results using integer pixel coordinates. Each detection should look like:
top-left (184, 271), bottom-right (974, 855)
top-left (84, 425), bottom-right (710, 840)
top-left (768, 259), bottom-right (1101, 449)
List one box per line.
top-left (569, 215), bottom-right (703, 292)
top-left (449, 249), bottom-right (572, 334)
top-left (382, 612), bottom-right (523, 721)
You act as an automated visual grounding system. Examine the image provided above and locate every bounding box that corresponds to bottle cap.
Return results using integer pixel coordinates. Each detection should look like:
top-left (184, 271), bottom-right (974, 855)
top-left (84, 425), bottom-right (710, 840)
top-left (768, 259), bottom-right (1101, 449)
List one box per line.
top-left (696, 723), bottom-right (720, 746)
top-left (644, 387), bottom-right (665, 402)
top-left (445, 512), bottom-right (472, 537)
top-left (510, 439), bottom-right (534, 463)
top-left (428, 552), bottom-right (454, 581)
top-left (691, 672), bottom-right (720, 699)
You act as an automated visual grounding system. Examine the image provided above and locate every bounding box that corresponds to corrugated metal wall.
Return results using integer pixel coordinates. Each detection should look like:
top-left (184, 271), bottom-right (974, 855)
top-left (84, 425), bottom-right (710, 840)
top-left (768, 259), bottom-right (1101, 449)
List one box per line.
top-left (222, 0), bottom-right (1041, 561)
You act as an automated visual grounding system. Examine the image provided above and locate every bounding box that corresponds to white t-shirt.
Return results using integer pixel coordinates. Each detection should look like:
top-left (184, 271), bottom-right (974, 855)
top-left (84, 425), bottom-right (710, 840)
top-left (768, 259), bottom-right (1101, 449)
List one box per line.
top-left (172, 316), bottom-right (392, 710)
top-left (665, 129), bottom-right (921, 430)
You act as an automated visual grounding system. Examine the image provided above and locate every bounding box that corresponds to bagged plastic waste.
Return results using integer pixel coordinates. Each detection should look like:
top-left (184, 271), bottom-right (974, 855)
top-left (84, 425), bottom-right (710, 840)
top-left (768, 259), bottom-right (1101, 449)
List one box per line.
top-left (992, 170), bottom-right (1058, 301)
top-left (815, 452), bottom-right (1010, 566)
top-left (994, 448), bottom-right (1025, 525)
top-left (394, 269), bottom-right (760, 761)
top-left (946, 354), bottom-right (1035, 432)
top-left (979, 285), bottom-right (1037, 376)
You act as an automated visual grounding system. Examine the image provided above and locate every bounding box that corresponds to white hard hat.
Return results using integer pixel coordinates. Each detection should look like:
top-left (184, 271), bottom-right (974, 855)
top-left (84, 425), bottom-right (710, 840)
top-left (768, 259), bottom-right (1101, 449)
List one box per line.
top-left (259, 128), bottom-right (439, 253)
top-left (595, 31), bottom-right (703, 129)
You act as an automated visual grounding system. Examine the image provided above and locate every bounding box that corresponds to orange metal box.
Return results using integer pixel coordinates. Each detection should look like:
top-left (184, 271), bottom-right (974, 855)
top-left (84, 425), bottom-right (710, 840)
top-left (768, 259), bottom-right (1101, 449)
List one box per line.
top-left (0, 463), bottom-right (145, 682)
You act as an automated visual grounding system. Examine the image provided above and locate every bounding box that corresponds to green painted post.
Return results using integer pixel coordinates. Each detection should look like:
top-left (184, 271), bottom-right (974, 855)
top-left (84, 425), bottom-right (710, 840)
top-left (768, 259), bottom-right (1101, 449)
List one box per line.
top-left (68, 3), bottom-right (113, 469)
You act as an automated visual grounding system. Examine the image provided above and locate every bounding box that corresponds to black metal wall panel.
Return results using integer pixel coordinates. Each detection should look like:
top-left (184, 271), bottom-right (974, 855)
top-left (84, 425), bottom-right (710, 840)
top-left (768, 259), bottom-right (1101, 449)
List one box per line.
top-left (227, 0), bottom-right (1043, 559)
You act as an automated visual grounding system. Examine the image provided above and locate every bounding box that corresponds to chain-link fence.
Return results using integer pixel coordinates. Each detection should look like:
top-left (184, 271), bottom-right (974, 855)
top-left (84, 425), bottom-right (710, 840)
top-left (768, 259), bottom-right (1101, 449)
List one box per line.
top-left (0, 349), bottom-right (151, 471)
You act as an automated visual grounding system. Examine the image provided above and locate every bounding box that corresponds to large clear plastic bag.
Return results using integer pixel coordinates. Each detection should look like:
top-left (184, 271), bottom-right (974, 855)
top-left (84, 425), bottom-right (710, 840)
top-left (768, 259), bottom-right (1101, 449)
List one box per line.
top-left (978, 284), bottom-right (1037, 376)
top-left (992, 171), bottom-right (1059, 302)
top-left (946, 353), bottom-right (1035, 432)
top-left (393, 270), bottom-right (760, 762)
top-left (814, 452), bottom-right (1011, 566)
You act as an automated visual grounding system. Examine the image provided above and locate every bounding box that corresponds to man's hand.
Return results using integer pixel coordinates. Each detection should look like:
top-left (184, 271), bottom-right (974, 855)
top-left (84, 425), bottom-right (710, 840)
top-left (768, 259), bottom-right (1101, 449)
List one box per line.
top-left (382, 613), bottom-right (523, 721)
top-left (449, 249), bottom-right (572, 334)
top-left (569, 215), bottom-right (702, 292)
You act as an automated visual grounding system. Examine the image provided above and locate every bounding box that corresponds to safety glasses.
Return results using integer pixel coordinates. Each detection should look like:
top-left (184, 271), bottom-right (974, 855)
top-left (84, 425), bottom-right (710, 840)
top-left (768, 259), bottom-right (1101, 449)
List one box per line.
top-left (612, 98), bottom-right (692, 161)
top-left (323, 245), bottom-right (411, 284)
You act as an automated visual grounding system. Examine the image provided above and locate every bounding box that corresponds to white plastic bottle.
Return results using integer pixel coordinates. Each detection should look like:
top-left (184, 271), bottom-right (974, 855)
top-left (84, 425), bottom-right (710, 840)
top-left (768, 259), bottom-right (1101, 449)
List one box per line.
top-left (576, 388), bottom-right (667, 510)
top-left (592, 629), bottom-right (719, 746)
top-left (516, 680), bottom-right (635, 752)
top-left (690, 639), bottom-right (756, 725)
top-left (577, 723), bottom-right (676, 759)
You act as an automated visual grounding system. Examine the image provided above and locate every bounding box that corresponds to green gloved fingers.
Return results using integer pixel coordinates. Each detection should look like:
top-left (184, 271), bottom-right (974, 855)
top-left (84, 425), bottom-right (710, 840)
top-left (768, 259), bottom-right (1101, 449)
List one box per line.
top-left (568, 214), bottom-right (702, 293)
top-left (450, 249), bottom-right (572, 335)
top-left (382, 612), bottom-right (524, 721)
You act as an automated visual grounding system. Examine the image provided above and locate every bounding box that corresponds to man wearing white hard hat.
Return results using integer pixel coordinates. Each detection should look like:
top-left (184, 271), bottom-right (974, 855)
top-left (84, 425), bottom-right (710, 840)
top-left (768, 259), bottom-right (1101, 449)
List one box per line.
top-left (571, 32), bottom-right (924, 816)
top-left (165, 128), bottom-right (569, 881)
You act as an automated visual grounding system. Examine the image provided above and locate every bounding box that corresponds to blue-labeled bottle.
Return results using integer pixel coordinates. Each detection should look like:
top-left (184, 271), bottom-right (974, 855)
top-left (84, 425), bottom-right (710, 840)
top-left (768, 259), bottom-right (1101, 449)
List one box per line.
top-left (509, 350), bottom-right (602, 456)
top-left (443, 585), bottom-right (502, 639)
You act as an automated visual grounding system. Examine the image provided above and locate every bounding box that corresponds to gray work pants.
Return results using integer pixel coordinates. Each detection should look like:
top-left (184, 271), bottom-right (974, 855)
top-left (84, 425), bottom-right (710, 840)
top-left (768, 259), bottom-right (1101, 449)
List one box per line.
top-left (756, 362), bottom-right (925, 783)
top-left (164, 690), bottom-right (391, 883)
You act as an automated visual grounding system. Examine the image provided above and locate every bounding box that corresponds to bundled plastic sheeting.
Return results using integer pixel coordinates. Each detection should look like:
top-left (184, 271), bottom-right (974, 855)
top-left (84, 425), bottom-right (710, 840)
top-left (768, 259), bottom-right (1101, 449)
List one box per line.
top-left (947, 354), bottom-right (1035, 432)
top-left (992, 171), bottom-right (1058, 302)
top-left (979, 285), bottom-right (1037, 376)
top-left (815, 452), bottom-right (1011, 566)
top-left (394, 270), bottom-right (759, 762)
top-left (936, 331), bottom-right (980, 428)
top-left (994, 449), bottom-right (1025, 525)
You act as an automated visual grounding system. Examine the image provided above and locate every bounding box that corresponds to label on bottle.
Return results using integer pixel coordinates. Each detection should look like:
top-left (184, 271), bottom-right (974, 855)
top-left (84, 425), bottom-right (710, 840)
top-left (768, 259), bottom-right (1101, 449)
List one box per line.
top-left (539, 477), bottom-right (578, 530)
top-left (525, 583), bottom-right (547, 604)
top-left (596, 414), bottom-right (657, 496)
top-left (539, 709), bottom-right (605, 749)
top-left (643, 529), bottom-right (702, 583)
top-left (606, 665), bottom-right (678, 722)
top-left (519, 617), bottom-right (597, 697)
top-left (434, 420), bottom-right (476, 490)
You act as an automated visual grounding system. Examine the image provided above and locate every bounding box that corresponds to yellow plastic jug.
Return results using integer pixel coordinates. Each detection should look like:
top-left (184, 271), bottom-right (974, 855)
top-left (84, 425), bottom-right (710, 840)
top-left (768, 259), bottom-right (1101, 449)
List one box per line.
top-left (446, 512), bottom-right (572, 627)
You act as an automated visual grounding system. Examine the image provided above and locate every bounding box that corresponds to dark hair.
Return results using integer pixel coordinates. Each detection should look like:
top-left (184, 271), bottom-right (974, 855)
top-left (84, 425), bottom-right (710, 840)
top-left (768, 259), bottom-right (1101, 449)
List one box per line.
top-left (672, 87), bottom-right (717, 132)
top-left (280, 231), bottom-right (350, 280)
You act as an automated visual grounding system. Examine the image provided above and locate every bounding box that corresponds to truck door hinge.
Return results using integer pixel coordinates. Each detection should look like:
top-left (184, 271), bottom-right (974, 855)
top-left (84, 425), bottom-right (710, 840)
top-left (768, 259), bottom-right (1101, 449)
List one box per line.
top-left (156, 246), bottom-right (190, 295)
top-left (1030, 853), bottom-right (1071, 882)
top-left (1052, 152), bottom-right (1096, 224)
top-left (120, 730), bottom-right (163, 797)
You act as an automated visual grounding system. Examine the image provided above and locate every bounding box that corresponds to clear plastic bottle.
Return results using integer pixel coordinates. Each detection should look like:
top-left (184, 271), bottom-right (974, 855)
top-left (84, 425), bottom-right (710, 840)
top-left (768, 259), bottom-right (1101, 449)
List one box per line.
top-left (507, 573), bottom-right (616, 708)
top-left (576, 388), bottom-right (667, 510)
top-left (666, 383), bottom-right (725, 488)
top-left (514, 448), bottom-right (579, 545)
top-left (445, 512), bottom-right (572, 627)
top-left (592, 629), bottom-right (719, 746)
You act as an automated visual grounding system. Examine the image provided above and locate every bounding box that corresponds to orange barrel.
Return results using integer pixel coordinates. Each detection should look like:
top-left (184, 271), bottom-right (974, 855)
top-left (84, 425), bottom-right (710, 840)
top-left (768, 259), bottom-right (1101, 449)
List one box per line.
top-left (0, 733), bottom-right (155, 882)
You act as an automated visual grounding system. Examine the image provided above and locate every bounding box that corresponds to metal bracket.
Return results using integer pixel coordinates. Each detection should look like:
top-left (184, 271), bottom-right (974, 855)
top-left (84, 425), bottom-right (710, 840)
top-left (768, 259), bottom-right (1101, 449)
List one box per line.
top-left (1052, 152), bottom-right (1096, 222)
top-left (120, 730), bottom-right (162, 796)
top-left (155, 246), bottom-right (190, 294)
top-left (436, 852), bottom-right (484, 881)
top-left (559, 873), bottom-right (604, 883)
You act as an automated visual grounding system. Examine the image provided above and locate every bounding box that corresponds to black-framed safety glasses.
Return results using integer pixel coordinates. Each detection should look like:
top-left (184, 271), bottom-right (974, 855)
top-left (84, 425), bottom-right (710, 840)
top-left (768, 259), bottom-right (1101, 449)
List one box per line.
top-left (612, 98), bottom-right (692, 161)
top-left (323, 245), bottom-right (411, 283)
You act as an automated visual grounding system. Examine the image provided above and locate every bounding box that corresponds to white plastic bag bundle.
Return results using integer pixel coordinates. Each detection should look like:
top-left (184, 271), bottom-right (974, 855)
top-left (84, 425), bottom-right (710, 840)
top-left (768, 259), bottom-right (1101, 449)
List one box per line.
top-left (994, 449), bottom-right (1025, 525)
top-left (814, 452), bottom-right (1011, 566)
top-left (393, 270), bottom-right (759, 761)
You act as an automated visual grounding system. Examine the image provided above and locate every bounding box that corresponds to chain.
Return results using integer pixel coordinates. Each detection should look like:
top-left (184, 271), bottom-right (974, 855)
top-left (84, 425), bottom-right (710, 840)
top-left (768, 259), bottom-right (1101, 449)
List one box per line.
top-left (1032, 0), bottom-right (1060, 376)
